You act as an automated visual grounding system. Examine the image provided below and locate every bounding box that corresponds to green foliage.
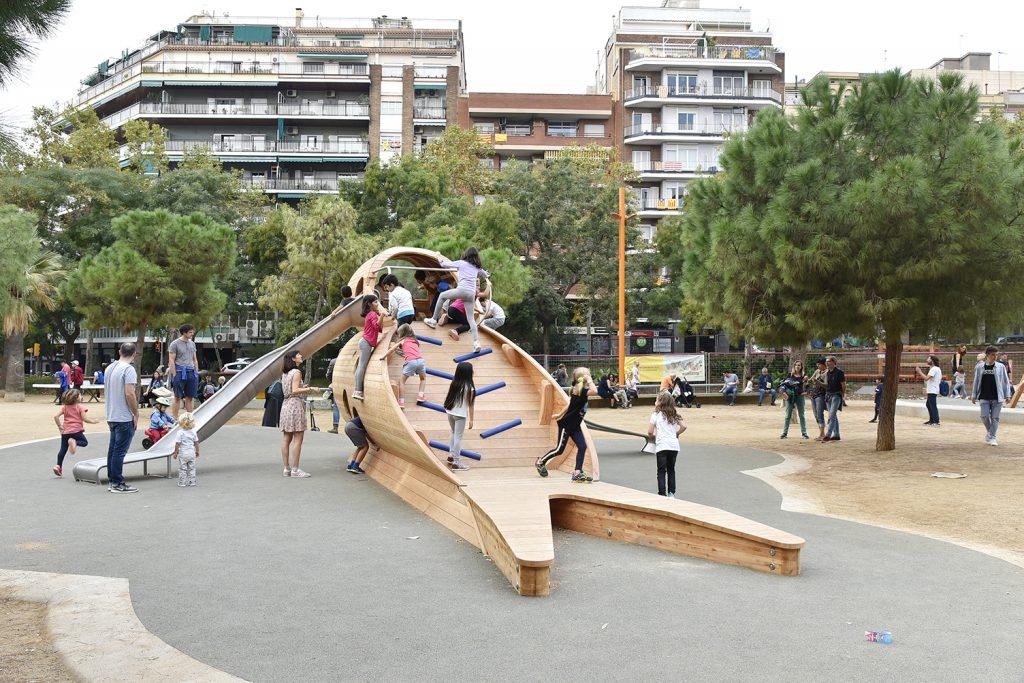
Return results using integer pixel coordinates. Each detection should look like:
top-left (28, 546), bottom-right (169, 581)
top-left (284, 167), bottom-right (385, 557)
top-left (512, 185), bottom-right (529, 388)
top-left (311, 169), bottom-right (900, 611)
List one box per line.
top-left (0, 0), bottom-right (70, 87)
top-left (420, 125), bottom-right (495, 195)
top-left (21, 106), bottom-right (118, 169)
top-left (122, 119), bottom-right (169, 176)
top-left (344, 157), bottom-right (448, 234)
top-left (0, 205), bottom-right (43, 323)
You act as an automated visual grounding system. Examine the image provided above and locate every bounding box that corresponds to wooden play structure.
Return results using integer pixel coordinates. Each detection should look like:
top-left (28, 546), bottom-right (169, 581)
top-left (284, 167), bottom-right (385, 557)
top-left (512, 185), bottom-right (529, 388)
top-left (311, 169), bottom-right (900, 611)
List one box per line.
top-left (333, 248), bottom-right (804, 596)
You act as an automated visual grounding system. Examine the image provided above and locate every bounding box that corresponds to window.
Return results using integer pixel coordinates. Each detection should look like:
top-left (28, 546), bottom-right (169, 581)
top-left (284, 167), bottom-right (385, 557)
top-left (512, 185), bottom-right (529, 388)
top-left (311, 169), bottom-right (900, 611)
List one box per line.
top-left (303, 62), bottom-right (325, 74)
top-left (713, 70), bottom-right (745, 95)
top-left (339, 63), bottom-right (367, 75)
top-left (381, 100), bottom-right (402, 115)
top-left (668, 110), bottom-right (695, 131)
top-left (303, 135), bottom-right (321, 149)
top-left (382, 65), bottom-right (404, 78)
top-left (632, 75), bottom-right (650, 97)
top-left (214, 61), bottom-right (241, 74)
top-left (752, 80), bottom-right (773, 98)
top-left (665, 72), bottom-right (697, 95)
top-left (473, 122), bottom-right (495, 135)
top-left (252, 134), bottom-right (266, 150)
top-left (638, 224), bottom-right (656, 242)
top-left (713, 107), bottom-right (746, 132)
top-left (218, 134), bottom-right (235, 151)
top-left (583, 123), bottom-right (605, 137)
top-left (632, 149), bottom-right (651, 171)
top-left (663, 145), bottom-right (698, 170)
top-left (479, 158), bottom-right (495, 170)
top-left (663, 182), bottom-right (686, 201)
top-left (547, 121), bottom-right (577, 137)
top-left (505, 123), bottom-right (531, 137)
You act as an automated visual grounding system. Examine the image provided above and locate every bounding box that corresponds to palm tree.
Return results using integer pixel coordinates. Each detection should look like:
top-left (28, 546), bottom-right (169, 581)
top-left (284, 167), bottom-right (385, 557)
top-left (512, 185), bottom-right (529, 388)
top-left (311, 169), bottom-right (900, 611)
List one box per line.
top-left (3, 251), bottom-right (64, 401)
top-left (0, 0), bottom-right (72, 151)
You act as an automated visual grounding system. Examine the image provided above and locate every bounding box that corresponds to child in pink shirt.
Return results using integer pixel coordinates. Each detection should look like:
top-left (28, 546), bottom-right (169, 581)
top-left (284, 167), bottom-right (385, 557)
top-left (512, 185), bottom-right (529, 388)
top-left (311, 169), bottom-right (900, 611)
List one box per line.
top-left (383, 324), bottom-right (427, 408)
top-left (353, 295), bottom-right (385, 400)
top-left (52, 389), bottom-right (100, 477)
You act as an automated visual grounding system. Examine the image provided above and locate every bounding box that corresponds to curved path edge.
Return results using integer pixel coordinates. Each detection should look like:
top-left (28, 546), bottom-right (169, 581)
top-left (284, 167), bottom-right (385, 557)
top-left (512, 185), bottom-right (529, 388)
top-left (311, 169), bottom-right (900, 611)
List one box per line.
top-left (741, 449), bottom-right (1024, 571)
top-left (0, 568), bottom-right (245, 682)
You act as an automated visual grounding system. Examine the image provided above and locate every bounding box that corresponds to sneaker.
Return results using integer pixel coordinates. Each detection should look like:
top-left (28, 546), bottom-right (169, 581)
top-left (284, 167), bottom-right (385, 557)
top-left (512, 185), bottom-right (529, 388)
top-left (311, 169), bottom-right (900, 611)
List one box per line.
top-left (283, 468), bottom-right (291, 477)
top-left (990, 438), bottom-right (998, 447)
top-left (667, 493), bottom-right (676, 499)
top-left (417, 392), bottom-right (426, 401)
top-left (327, 427), bottom-right (339, 434)
top-left (110, 483), bottom-right (138, 493)
top-left (353, 391), bottom-right (364, 401)
top-left (571, 471), bottom-right (593, 483)
top-left (821, 436), bottom-right (831, 442)
top-left (449, 461), bottom-right (469, 471)
top-left (178, 482), bottom-right (187, 487)
top-left (352, 465), bottom-right (366, 474)
top-left (448, 329), bottom-right (460, 341)
top-left (290, 468), bottom-right (311, 478)
top-left (535, 462), bottom-right (548, 478)
top-left (780, 434), bottom-right (788, 439)
top-left (868, 418), bottom-right (877, 423)
top-left (424, 318), bottom-right (438, 329)
top-left (802, 434), bottom-right (809, 439)
top-left (473, 342), bottom-right (482, 353)
top-left (53, 465), bottom-right (62, 477)
top-left (923, 421), bottom-right (934, 426)
top-left (399, 398), bottom-right (406, 408)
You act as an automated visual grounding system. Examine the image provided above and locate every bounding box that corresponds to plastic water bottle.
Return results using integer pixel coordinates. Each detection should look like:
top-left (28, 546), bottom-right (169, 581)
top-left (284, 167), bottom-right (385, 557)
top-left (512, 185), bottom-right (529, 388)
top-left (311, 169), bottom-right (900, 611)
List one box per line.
top-left (865, 630), bottom-right (893, 644)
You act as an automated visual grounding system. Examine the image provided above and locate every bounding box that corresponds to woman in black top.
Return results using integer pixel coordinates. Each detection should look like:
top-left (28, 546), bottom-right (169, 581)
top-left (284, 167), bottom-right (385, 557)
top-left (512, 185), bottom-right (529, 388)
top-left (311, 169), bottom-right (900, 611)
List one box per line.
top-left (536, 367), bottom-right (597, 482)
top-left (779, 360), bottom-right (809, 439)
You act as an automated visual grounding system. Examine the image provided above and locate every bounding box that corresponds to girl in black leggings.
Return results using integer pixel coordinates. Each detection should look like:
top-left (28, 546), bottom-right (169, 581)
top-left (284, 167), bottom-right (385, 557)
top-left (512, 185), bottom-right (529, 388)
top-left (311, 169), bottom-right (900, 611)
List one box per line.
top-left (535, 367), bottom-right (598, 482)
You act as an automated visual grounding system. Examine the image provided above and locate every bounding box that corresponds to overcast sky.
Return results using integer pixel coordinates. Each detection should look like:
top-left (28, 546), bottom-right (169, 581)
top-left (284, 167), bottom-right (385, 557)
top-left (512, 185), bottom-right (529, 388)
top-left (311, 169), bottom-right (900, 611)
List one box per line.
top-left (1, 0), bottom-right (1022, 128)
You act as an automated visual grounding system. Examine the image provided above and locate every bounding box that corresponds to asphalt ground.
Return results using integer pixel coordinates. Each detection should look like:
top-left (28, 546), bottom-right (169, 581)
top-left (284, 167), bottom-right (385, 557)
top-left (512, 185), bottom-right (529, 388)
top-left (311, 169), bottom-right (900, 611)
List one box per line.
top-left (2, 427), bottom-right (1022, 681)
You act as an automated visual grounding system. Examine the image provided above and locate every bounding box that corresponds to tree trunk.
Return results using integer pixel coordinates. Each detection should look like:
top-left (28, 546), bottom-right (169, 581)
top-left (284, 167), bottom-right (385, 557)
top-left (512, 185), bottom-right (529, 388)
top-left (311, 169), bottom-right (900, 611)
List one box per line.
top-left (84, 330), bottom-right (95, 377)
top-left (163, 329), bottom-right (174, 370)
top-left (3, 332), bottom-right (27, 402)
top-left (542, 322), bottom-right (551, 356)
top-left (742, 338), bottom-right (753, 385)
top-left (133, 326), bottom-right (147, 402)
top-left (875, 337), bottom-right (902, 452)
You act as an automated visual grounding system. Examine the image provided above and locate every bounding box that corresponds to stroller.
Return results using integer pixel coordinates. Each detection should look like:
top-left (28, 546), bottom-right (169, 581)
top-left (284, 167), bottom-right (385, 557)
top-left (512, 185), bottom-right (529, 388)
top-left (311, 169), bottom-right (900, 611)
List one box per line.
top-left (673, 377), bottom-right (701, 408)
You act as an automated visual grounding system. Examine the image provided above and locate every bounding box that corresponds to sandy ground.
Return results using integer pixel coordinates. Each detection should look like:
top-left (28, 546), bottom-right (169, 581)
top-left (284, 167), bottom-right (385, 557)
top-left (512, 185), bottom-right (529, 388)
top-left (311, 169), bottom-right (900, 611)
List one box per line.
top-left (586, 400), bottom-right (1024, 569)
top-left (3, 394), bottom-right (1022, 568)
top-left (0, 596), bottom-right (74, 683)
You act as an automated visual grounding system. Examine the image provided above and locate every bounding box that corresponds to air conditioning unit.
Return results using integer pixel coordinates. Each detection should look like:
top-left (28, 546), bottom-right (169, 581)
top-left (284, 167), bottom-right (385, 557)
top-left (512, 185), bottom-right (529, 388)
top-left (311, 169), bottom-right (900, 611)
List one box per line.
top-left (245, 320), bottom-right (259, 338)
top-left (285, 126), bottom-right (299, 135)
top-left (285, 89), bottom-right (298, 98)
top-left (326, 89), bottom-right (337, 98)
top-left (214, 333), bottom-right (226, 342)
top-left (259, 320), bottom-right (274, 335)
top-left (227, 333), bottom-right (237, 342)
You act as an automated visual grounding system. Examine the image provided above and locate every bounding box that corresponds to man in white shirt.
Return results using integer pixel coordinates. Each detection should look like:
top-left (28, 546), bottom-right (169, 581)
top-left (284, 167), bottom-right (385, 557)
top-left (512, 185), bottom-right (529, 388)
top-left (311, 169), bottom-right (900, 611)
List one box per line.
top-left (105, 343), bottom-right (140, 493)
top-left (916, 354), bottom-right (943, 426)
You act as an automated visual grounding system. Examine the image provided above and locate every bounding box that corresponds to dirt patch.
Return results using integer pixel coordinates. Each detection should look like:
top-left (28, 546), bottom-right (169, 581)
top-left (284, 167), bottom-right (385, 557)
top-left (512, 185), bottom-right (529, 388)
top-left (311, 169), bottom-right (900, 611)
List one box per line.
top-left (587, 401), bottom-right (1024, 568)
top-left (0, 595), bottom-right (74, 683)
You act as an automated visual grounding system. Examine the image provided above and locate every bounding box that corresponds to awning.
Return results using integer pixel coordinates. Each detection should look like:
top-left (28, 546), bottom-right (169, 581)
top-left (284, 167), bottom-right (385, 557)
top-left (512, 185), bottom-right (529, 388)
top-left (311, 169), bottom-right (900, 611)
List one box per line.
top-left (414, 84), bottom-right (446, 89)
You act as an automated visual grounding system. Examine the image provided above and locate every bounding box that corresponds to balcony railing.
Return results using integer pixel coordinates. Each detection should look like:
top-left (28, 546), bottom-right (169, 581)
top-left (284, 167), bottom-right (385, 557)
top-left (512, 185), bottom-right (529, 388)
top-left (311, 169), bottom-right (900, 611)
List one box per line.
top-left (140, 61), bottom-right (371, 77)
top-left (628, 44), bottom-right (777, 63)
top-left (632, 160), bottom-right (720, 174)
top-left (154, 138), bottom-right (370, 155)
top-left (625, 84), bottom-right (782, 103)
top-left (102, 100), bottom-right (371, 127)
top-left (413, 106), bottom-right (447, 119)
top-left (624, 122), bottom-right (746, 138)
top-left (170, 34), bottom-right (458, 51)
top-left (413, 66), bottom-right (449, 78)
top-left (241, 176), bottom-right (363, 192)
top-left (635, 195), bottom-right (684, 211)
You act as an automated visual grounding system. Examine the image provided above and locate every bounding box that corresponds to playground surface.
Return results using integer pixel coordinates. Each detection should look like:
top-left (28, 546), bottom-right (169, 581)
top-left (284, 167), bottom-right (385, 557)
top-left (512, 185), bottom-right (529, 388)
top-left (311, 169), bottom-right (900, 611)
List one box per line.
top-left (1, 426), bottom-right (1023, 680)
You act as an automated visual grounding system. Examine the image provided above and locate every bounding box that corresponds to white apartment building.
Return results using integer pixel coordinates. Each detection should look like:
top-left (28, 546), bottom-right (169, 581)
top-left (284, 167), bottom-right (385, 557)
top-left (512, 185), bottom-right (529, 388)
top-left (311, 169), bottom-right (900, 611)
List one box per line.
top-left (597, 0), bottom-right (784, 242)
top-left (68, 11), bottom-right (465, 198)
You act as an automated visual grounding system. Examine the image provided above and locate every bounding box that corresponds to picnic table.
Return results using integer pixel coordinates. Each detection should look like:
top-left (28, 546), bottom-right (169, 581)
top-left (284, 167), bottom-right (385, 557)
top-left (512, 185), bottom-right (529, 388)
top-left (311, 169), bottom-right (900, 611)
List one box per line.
top-left (33, 378), bottom-right (152, 403)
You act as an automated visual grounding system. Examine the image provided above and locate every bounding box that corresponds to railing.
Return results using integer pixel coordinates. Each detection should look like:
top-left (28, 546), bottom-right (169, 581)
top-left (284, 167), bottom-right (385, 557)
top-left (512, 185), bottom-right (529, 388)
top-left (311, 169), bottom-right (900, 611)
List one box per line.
top-left (170, 34), bottom-right (458, 50)
top-left (635, 195), bottom-right (682, 211)
top-left (628, 44), bottom-right (777, 63)
top-left (625, 84), bottom-right (782, 103)
top-left (140, 61), bottom-right (371, 77)
top-left (632, 160), bottom-right (720, 175)
top-left (413, 106), bottom-right (447, 119)
top-left (241, 177), bottom-right (363, 192)
top-left (102, 100), bottom-right (371, 127)
top-left (624, 122), bottom-right (745, 138)
top-left (414, 66), bottom-right (449, 78)
top-left (148, 138), bottom-right (370, 155)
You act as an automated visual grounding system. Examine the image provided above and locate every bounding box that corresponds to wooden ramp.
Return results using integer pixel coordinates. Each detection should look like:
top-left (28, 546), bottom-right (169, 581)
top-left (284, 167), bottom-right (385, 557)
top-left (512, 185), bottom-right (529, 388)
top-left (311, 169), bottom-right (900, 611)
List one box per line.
top-left (333, 248), bottom-right (805, 596)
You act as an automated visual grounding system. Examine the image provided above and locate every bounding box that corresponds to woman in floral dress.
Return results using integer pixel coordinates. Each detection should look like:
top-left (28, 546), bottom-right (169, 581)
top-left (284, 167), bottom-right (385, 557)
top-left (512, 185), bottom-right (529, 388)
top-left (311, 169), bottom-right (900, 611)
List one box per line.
top-left (280, 350), bottom-right (315, 478)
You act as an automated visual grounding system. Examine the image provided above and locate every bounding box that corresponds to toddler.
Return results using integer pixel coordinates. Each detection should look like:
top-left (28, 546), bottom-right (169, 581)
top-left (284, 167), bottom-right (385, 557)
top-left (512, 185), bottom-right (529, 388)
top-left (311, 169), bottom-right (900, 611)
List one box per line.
top-left (173, 412), bottom-right (200, 487)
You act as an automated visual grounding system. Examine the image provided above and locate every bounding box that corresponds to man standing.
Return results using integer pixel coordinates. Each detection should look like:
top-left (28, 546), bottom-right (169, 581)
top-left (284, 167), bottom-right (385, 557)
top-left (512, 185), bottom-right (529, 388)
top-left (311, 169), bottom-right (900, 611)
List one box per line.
top-left (105, 342), bottom-right (139, 493)
top-left (168, 323), bottom-right (199, 420)
top-left (722, 371), bottom-right (739, 406)
top-left (757, 367), bottom-right (777, 407)
top-left (972, 345), bottom-right (1012, 446)
top-left (71, 360), bottom-right (85, 391)
top-left (822, 356), bottom-right (846, 442)
top-left (916, 355), bottom-right (943, 426)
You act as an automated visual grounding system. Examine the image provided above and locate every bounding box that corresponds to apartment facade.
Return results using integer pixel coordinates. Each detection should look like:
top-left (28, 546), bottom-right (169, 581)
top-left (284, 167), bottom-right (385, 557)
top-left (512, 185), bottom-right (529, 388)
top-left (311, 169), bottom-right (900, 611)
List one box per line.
top-left (598, 0), bottom-right (784, 244)
top-left (457, 92), bottom-right (616, 168)
top-left (69, 11), bottom-right (465, 198)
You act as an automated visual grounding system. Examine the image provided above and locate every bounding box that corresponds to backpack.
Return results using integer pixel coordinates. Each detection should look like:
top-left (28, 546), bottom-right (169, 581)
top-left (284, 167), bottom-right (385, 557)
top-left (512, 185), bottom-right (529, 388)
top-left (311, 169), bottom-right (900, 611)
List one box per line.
top-left (267, 380), bottom-right (284, 401)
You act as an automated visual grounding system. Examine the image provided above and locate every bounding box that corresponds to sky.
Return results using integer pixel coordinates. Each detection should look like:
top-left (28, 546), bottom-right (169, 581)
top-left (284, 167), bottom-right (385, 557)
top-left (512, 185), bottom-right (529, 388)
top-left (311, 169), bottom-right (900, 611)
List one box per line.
top-left (1, 0), bottom-right (1023, 128)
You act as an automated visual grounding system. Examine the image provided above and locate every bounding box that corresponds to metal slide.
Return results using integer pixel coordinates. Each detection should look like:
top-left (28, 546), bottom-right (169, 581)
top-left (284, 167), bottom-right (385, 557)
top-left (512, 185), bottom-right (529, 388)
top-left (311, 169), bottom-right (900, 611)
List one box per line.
top-left (73, 296), bottom-right (366, 484)
top-left (583, 418), bottom-right (654, 453)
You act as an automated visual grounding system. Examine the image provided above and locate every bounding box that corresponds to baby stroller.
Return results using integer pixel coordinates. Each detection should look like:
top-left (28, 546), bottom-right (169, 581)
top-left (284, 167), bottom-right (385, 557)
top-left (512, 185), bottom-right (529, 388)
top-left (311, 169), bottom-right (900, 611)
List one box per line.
top-left (673, 378), bottom-right (701, 408)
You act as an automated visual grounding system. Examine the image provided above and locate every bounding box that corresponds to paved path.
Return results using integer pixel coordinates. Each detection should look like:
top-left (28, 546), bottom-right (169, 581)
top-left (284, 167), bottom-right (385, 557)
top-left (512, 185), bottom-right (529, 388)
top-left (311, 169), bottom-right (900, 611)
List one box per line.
top-left (2, 427), bottom-right (1023, 681)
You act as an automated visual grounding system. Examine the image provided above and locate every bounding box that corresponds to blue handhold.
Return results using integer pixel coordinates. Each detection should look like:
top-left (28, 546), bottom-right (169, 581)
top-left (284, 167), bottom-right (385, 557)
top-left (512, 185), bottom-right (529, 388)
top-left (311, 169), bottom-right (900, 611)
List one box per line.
top-left (428, 440), bottom-right (482, 461)
top-left (426, 368), bottom-right (454, 380)
top-left (476, 381), bottom-right (506, 396)
top-left (416, 334), bottom-right (443, 346)
top-left (417, 400), bottom-right (447, 413)
top-left (481, 418), bottom-right (522, 439)
top-left (453, 347), bottom-right (493, 363)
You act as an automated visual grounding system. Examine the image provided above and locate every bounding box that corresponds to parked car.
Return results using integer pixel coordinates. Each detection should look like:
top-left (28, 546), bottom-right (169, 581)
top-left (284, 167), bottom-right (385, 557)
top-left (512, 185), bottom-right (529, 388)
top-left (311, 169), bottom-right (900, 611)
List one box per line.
top-left (995, 335), bottom-right (1024, 345)
top-left (219, 358), bottom-right (252, 375)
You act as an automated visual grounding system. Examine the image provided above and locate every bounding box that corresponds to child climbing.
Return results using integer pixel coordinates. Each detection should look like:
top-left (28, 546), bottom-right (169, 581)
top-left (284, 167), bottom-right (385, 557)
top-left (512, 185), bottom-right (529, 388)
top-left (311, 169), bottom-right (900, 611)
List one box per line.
top-left (647, 391), bottom-right (686, 497)
top-left (535, 367), bottom-right (597, 482)
top-left (444, 361), bottom-right (476, 471)
top-left (353, 295), bottom-right (384, 401)
top-left (380, 273), bottom-right (416, 325)
top-left (382, 323), bottom-right (427, 408)
top-left (172, 412), bottom-right (199, 487)
top-left (425, 247), bottom-right (489, 352)
top-left (52, 389), bottom-right (100, 477)
top-left (344, 416), bottom-right (374, 474)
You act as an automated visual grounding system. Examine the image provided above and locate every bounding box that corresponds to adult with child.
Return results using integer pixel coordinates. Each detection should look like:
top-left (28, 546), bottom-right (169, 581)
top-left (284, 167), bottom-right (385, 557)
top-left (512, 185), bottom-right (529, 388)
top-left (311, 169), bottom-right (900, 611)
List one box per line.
top-left (808, 359), bottom-right (828, 439)
top-left (380, 273), bottom-right (415, 326)
top-left (352, 295), bottom-right (384, 401)
top-left (425, 247), bottom-right (489, 353)
top-left (648, 391), bottom-right (686, 497)
top-left (722, 371), bottom-right (739, 406)
top-left (972, 345), bottom-right (1013, 446)
top-left (951, 345), bottom-right (967, 377)
top-left (822, 356), bottom-right (846, 443)
top-left (382, 324), bottom-right (427, 408)
top-left (535, 367), bottom-right (596, 482)
top-left (142, 369), bottom-right (165, 407)
top-left (280, 350), bottom-right (316, 478)
top-left (674, 374), bottom-right (700, 408)
top-left (916, 355), bottom-right (943, 426)
top-left (778, 361), bottom-right (809, 439)
top-left (168, 323), bottom-right (200, 420)
top-left (105, 343), bottom-right (140, 493)
top-left (757, 367), bottom-right (777, 407)
top-left (52, 389), bottom-right (101, 477)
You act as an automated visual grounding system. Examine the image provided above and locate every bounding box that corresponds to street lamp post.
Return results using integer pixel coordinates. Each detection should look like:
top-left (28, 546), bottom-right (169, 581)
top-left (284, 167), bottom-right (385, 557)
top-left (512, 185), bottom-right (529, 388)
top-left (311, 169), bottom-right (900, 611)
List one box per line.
top-left (611, 187), bottom-right (636, 381)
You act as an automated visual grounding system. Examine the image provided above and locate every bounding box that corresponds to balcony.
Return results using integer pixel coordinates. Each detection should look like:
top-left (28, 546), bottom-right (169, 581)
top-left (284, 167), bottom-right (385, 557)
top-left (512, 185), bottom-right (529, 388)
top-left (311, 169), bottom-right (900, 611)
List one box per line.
top-left (102, 100), bottom-right (370, 128)
top-left (624, 84), bottom-right (782, 104)
top-left (413, 66), bottom-right (449, 79)
top-left (624, 122), bottom-right (746, 141)
top-left (634, 195), bottom-right (684, 214)
top-left (632, 160), bottom-right (720, 178)
top-left (120, 138), bottom-right (370, 161)
top-left (476, 128), bottom-right (614, 151)
top-left (626, 43), bottom-right (779, 70)
top-left (413, 106), bottom-right (448, 120)
top-left (241, 176), bottom-right (363, 194)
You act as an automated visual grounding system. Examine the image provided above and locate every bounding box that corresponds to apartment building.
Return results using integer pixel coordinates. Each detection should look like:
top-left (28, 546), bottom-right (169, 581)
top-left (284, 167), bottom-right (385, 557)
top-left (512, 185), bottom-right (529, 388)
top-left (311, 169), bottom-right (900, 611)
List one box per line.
top-left (69, 10), bottom-right (465, 198)
top-left (597, 0), bottom-right (784, 243)
top-left (457, 92), bottom-right (616, 168)
top-left (911, 52), bottom-right (1024, 117)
